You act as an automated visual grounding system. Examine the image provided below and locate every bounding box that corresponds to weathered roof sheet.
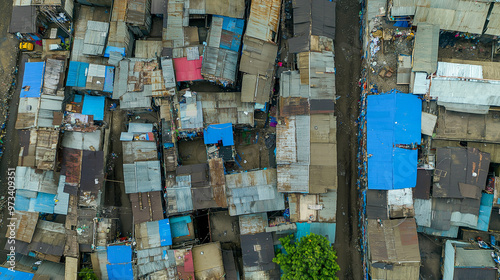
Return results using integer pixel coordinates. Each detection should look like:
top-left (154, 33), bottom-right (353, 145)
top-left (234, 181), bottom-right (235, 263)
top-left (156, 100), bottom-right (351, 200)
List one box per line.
top-left (53, 175), bottom-right (69, 215)
top-left (62, 130), bottom-right (102, 151)
top-left (241, 232), bottom-right (278, 275)
top-left (43, 58), bottom-right (65, 96)
top-left (200, 92), bottom-right (254, 125)
top-left (277, 114), bottom-right (337, 193)
top-left (297, 51), bottom-right (336, 99)
top-left (9, 6), bottom-right (37, 33)
top-left (135, 246), bottom-right (172, 277)
top-left (166, 176), bottom-right (194, 215)
top-left (367, 218), bottom-right (420, 263)
top-left (240, 36), bottom-right (278, 76)
top-left (226, 169), bottom-right (285, 216)
top-left (80, 150), bottom-right (104, 193)
top-left (178, 94), bottom-right (203, 129)
top-left (8, 211), bottom-right (39, 243)
top-left (433, 147), bottom-right (490, 198)
top-left (83, 21), bottom-right (109, 56)
top-left (486, 3), bottom-right (500, 36)
top-left (29, 220), bottom-right (66, 257)
top-left (288, 190), bottom-right (337, 222)
top-left (245, 0), bottom-right (281, 42)
top-left (130, 191), bottom-right (164, 224)
top-left (122, 141), bottom-right (157, 164)
top-left (15, 98), bottom-right (39, 129)
top-left (205, 0), bottom-right (245, 18)
top-left (192, 242), bottom-right (225, 279)
top-left (412, 24), bottom-right (439, 74)
top-left (429, 79), bottom-right (500, 108)
top-left (367, 93), bottom-right (421, 190)
top-left (135, 219), bottom-right (172, 250)
top-left (124, 161), bottom-right (162, 194)
top-left (135, 40), bottom-right (163, 58)
top-left (366, 190), bottom-right (388, 220)
top-left (391, 0), bottom-right (417, 17)
top-left (239, 213), bottom-right (268, 235)
top-left (201, 46), bottom-right (239, 83)
top-left (414, 0), bottom-right (489, 34)
top-left (289, 0), bottom-right (336, 53)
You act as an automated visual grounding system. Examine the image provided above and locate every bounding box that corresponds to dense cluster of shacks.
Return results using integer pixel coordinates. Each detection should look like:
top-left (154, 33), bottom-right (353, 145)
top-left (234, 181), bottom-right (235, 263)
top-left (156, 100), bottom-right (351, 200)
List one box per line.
top-left (363, 1), bottom-right (500, 279)
top-left (4, 0), bottom-right (338, 279)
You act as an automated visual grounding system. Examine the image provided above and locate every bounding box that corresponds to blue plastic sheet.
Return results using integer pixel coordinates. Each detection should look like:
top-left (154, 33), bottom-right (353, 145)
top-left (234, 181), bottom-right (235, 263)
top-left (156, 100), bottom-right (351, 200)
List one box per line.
top-left (66, 61), bottom-right (89, 87)
top-left (204, 123), bottom-right (234, 146)
top-left (158, 219), bottom-right (173, 246)
top-left (82, 95), bottom-right (105, 121)
top-left (21, 62), bottom-right (45, 98)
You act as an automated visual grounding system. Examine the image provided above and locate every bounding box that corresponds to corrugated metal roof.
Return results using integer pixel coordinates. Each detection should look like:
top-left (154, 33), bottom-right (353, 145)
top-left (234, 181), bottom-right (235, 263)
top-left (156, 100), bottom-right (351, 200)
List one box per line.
top-left (239, 213), bottom-right (268, 235)
top-left (54, 175), bottom-right (69, 215)
top-left (433, 147), bottom-right (490, 198)
top-left (29, 220), bottom-right (66, 256)
top-left (107, 21), bottom-right (133, 57)
top-left (241, 73), bottom-right (273, 104)
top-left (200, 92), bottom-right (254, 126)
top-left (163, 0), bottom-right (185, 48)
top-left (240, 36), bottom-right (278, 76)
top-left (298, 51), bottom-right (336, 99)
top-left (83, 21), bottom-right (109, 56)
top-left (225, 169), bottom-right (285, 216)
top-left (430, 79), bottom-right (500, 108)
top-left (16, 98), bottom-right (39, 129)
top-left (135, 40), bottom-right (163, 58)
top-left (43, 58), bottom-right (65, 96)
top-left (130, 191), bottom-right (164, 224)
top-left (123, 161), bottom-right (162, 193)
top-left (241, 232), bottom-right (277, 273)
top-left (62, 130), bottom-right (102, 151)
top-left (122, 141), bottom-right (157, 164)
top-left (366, 0), bottom-right (386, 20)
top-left (135, 219), bottom-right (172, 250)
top-left (9, 6), bottom-right (37, 33)
top-left (201, 46), bottom-right (239, 83)
top-left (414, 198), bottom-right (432, 227)
top-left (391, 0), bottom-right (416, 17)
top-left (126, 0), bottom-right (152, 28)
top-left (367, 218), bottom-right (420, 263)
top-left (34, 129), bottom-right (59, 170)
top-left (486, 3), bottom-right (500, 36)
top-left (414, 0), bottom-right (489, 34)
top-left (136, 246), bottom-right (172, 277)
top-left (289, 191), bottom-right (337, 222)
top-left (412, 24), bottom-right (439, 74)
top-left (179, 96), bottom-right (203, 129)
top-left (161, 58), bottom-right (176, 90)
top-left (245, 0), bottom-right (281, 42)
top-left (15, 166), bottom-right (58, 194)
top-left (38, 95), bottom-right (63, 128)
top-left (10, 211), bottom-right (38, 243)
top-left (208, 158), bottom-right (227, 207)
top-left (205, 0), bottom-right (245, 18)
top-left (280, 71), bottom-right (309, 98)
top-left (166, 181), bottom-right (193, 215)
top-left (436, 62), bottom-right (483, 79)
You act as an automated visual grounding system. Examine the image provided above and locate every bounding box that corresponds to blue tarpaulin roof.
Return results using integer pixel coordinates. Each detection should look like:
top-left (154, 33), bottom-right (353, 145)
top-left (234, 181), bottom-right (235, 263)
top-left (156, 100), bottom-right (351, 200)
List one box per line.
top-left (66, 61), bottom-right (89, 87)
top-left (104, 46), bottom-right (126, 58)
top-left (107, 245), bottom-right (132, 263)
top-left (103, 66), bottom-right (114, 93)
top-left (21, 62), bottom-right (45, 98)
top-left (74, 94), bottom-right (83, 103)
top-left (0, 267), bottom-right (34, 279)
top-left (15, 192), bottom-right (56, 214)
top-left (82, 95), bottom-right (105, 121)
top-left (296, 222), bottom-right (336, 244)
top-left (170, 215), bottom-right (192, 238)
top-left (158, 219), bottom-right (173, 246)
top-left (215, 15), bottom-right (244, 52)
top-left (107, 263), bottom-right (133, 280)
top-left (204, 123), bottom-right (234, 146)
top-left (367, 92), bottom-right (421, 190)
top-left (472, 193), bottom-right (494, 232)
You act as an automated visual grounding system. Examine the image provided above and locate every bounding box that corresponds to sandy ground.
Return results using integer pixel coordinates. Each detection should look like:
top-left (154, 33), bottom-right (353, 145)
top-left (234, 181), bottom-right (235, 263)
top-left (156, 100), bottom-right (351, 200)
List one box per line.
top-left (333, 1), bottom-right (364, 279)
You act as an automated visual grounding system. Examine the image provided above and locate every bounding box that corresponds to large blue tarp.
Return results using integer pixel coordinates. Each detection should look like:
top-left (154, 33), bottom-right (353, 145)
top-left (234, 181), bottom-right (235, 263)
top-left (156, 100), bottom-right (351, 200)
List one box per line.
top-left (103, 66), bottom-right (115, 93)
top-left (367, 92), bottom-right (421, 190)
top-left (33, 192), bottom-right (56, 213)
top-left (472, 193), bottom-right (494, 232)
top-left (204, 123), bottom-right (234, 146)
top-left (107, 263), bottom-right (133, 280)
top-left (107, 245), bottom-right (132, 264)
top-left (214, 16), bottom-right (244, 52)
top-left (21, 62), bottom-right (45, 98)
top-left (0, 267), bottom-right (34, 279)
top-left (296, 222), bottom-right (336, 244)
top-left (66, 61), bottom-right (89, 87)
top-left (82, 95), bottom-right (105, 121)
top-left (170, 215), bottom-right (192, 238)
top-left (158, 219), bottom-right (173, 246)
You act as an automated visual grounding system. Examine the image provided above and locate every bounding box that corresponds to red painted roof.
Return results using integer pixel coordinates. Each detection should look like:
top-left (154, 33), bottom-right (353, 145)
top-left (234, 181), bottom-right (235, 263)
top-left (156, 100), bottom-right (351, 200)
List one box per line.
top-left (177, 249), bottom-right (195, 279)
top-left (173, 56), bottom-right (203, 82)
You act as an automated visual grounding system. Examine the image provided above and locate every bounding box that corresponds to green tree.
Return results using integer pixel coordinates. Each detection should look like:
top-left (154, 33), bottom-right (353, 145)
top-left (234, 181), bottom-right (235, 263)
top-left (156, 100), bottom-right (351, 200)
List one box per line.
top-left (273, 233), bottom-right (340, 280)
top-left (78, 267), bottom-right (98, 280)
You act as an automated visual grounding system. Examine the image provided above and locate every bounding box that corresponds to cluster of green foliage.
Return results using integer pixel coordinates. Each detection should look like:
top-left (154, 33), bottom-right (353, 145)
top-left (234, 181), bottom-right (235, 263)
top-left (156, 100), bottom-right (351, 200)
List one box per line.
top-left (273, 233), bottom-right (340, 280)
top-left (78, 267), bottom-right (98, 280)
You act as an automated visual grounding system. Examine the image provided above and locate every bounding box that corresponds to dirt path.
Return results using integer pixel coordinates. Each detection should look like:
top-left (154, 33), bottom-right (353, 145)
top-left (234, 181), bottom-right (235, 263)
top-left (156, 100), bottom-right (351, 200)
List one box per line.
top-left (334, 1), bottom-right (363, 279)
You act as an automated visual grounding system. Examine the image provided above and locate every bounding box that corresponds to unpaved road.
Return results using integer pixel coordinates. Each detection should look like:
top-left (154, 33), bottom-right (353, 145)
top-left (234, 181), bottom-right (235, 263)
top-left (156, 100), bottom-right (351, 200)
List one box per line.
top-left (334, 1), bottom-right (363, 280)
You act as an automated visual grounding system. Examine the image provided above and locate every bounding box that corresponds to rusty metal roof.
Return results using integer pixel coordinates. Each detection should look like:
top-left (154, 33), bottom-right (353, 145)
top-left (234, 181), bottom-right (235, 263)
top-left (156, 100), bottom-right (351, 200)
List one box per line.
top-left (130, 191), bottom-right (164, 225)
top-left (209, 158), bottom-right (227, 208)
top-left (60, 148), bottom-right (82, 185)
top-left (239, 213), bottom-right (268, 235)
top-left (8, 211), bottom-right (39, 243)
top-left (201, 46), bottom-right (239, 83)
top-left (200, 92), bottom-right (254, 125)
top-left (245, 0), bottom-right (281, 42)
top-left (35, 129), bottom-right (59, 171)
top-left (367, 218), bottom-right (420, 263)
top-left (29, 220), bottom-right (66, 257)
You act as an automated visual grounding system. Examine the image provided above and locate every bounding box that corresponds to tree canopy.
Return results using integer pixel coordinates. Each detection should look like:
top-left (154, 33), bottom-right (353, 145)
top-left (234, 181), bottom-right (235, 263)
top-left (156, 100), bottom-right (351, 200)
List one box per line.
top-left (273, 233), bottom-right (340, 280)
